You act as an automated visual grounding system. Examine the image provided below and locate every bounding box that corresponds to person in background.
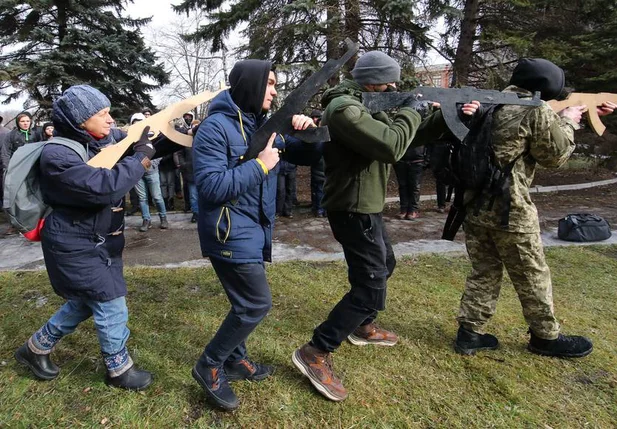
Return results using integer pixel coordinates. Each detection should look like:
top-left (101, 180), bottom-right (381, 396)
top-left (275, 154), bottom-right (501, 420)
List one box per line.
top-left (175, 144), bottom-right (198, 222)
top-left (41, 122), bottom-right (54, 141)
top-left (276, 156), bottom-right (297, 218)
top-left (130, 113), bottom-right (169, 232)
top-left (1, 111), bottom-right (40, 172)
top-left (393, 143), bottom-right (424, 219)
top-left (14, 85), bottom-right (155, 391)
top-left (142, 108), bottom-right (152, 118)
top-left (0, 114), bottom-right (9, 206)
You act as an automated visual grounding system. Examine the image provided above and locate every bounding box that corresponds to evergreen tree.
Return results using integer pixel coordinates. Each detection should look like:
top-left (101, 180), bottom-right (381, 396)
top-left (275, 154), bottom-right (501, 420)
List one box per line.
top-left (173, 0), bottom-right (441, 93)
top-left (0, 0), bottom-right (169, 120)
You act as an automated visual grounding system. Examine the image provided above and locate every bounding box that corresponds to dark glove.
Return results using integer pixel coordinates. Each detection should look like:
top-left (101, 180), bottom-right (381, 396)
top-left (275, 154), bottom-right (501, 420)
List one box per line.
top-left (132, 126), bottom-right (156, 159)
top-left (403, 95), bottom-right (432, 119)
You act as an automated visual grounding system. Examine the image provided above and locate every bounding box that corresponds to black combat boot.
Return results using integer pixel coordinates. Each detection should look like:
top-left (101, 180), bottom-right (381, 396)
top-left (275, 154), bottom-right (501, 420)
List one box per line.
top-left (454, 326), bottom-right (499, 355)
top-left (14, 343), bottom-right (60, 380)
top-left (159, 215), bottom-right (169, 229)
top-left (528, 330), bottom-right (593, 358)
top-left (105, 365), bottom-right (153, 391)
top-left (224, 358), bottom-right (274, 381)
top-left (192, 362), bottom-right (239, 410)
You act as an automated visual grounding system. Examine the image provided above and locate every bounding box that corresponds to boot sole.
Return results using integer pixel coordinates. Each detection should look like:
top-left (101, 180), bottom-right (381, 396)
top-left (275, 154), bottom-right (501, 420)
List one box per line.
top-left (454, 343), bottom-right (499, 356)
top-left (291, 350), bottom-right (347, 402)
top-left (347, 334), bottom-right (397, 346)
top-left (14, 350), bottom-right (59, 381)
top-left (104, 375), bottom-right (153, 391)
top-left (528, 344), bottom-right (593, 358)
top-left (225, 367), bottom-right (275, 382)
top-left (192, 366), bottom-right (239, 411)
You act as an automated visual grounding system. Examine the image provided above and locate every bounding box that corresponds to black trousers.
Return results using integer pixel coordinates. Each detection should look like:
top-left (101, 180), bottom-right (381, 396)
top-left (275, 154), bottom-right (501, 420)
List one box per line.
top-left (276, 169), bottom-right (297, 216)
top-left (393, 161), bottom-right (423, 213)
top-left (198, 259), bottom-right (272, 367)
top-left (312, 211), bottom-right (396, 352)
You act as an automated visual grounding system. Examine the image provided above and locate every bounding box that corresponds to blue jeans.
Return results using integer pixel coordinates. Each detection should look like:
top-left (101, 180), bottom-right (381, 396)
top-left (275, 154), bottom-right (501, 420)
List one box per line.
top-left (135, 171), bottom-right (167, 221)
top-left (29, 297), bottom-right (133, 376)
top-left (188, 182), bottom-right (198, 214)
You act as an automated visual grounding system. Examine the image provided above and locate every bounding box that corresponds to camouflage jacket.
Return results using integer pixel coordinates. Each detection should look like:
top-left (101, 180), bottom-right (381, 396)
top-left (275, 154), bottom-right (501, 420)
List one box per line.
top-left (465, 86), bottom-right (579, 233)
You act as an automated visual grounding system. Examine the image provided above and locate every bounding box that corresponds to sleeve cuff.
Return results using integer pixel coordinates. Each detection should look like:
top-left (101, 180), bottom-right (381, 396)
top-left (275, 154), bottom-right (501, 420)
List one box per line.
top-left (255, 158), bottom-right (269, 175)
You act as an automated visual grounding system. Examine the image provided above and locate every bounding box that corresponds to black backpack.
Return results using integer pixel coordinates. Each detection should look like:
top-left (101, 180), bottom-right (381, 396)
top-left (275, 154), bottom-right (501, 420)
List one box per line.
top-left (439, 105), bottom-right (524, 240)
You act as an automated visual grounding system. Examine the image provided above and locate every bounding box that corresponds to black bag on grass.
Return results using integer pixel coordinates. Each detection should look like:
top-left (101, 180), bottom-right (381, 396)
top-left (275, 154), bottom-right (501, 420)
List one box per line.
top-left (557, 213), bottom-right (612, 242)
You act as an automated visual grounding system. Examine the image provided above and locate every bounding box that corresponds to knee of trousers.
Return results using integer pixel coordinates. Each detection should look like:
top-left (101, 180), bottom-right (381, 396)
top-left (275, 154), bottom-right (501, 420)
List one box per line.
top-left (235, 299), bottom-right (272, 324)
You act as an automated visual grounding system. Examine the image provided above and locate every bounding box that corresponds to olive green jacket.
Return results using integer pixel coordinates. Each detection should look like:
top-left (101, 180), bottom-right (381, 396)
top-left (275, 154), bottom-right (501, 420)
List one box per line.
top-left (320, 79), bottom-right (445, 213)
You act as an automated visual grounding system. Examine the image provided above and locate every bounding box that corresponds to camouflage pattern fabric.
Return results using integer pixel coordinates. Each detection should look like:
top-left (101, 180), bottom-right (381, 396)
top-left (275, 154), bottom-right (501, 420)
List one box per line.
top-left (456, 87), bottom-right (580, 340)
top-left (457, 222), bottom-right (560, 339)
top-left (465, 86), bottom-right (579, 233)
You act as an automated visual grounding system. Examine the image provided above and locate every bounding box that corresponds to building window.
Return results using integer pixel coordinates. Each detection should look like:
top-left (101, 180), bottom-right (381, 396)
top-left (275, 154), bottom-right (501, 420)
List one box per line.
top-left (432, 75), bottom-right (442, 87)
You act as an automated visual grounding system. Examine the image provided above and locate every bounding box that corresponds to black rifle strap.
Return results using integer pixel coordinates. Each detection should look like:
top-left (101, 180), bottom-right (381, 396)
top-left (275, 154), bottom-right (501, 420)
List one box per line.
top-left (441, 188), bottom-right (467, 241)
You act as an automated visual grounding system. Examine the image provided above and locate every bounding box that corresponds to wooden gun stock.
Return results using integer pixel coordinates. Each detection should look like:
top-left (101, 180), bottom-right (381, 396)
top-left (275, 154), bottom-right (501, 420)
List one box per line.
top-left (87, 85), bottom-right (228, 169)
top-left (548, 92), bottom-right (617, 136)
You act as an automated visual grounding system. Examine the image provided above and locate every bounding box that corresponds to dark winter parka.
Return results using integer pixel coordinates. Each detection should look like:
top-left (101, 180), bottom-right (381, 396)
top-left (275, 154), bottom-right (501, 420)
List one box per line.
top-left (40, 105), bottom-right (148, 302)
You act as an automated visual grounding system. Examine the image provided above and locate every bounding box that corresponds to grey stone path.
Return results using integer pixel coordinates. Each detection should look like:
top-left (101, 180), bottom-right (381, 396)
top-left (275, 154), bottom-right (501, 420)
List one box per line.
top-left (1, 178), bottom-right (616, 271)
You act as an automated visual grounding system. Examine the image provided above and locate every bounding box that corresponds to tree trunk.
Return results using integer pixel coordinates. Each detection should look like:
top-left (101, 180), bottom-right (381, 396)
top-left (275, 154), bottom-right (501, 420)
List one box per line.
top-left (452, 0), bottom-right (480, 87)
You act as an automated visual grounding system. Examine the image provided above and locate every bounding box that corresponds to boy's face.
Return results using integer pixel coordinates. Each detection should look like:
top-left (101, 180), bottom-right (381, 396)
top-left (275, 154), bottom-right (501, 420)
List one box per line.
top-left (261, 71), bottom-right (278, 111)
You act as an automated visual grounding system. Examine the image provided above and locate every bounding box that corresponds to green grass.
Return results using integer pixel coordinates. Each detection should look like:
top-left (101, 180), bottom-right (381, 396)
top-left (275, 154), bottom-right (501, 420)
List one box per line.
top-left (1, 246), bottom-right (617, 428)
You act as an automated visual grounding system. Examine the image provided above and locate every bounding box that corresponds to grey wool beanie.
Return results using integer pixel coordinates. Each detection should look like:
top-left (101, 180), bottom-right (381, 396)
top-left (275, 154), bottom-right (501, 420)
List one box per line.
top-left (351, 51), bottom-right (401, 85)
top-left (54, 85), bottom-right (111, 125)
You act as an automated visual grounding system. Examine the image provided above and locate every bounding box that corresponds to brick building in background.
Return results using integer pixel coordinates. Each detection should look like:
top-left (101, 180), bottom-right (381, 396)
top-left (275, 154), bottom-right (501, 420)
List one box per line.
top-left (416, 64), bottom-right (453, 88)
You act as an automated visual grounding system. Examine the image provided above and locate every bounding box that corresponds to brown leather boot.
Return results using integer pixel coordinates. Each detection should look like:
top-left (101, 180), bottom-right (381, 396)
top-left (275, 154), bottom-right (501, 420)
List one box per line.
top-left (292, 343), bottom-right (348, 402)
top-left (348, 322), bottom-right (398, 346)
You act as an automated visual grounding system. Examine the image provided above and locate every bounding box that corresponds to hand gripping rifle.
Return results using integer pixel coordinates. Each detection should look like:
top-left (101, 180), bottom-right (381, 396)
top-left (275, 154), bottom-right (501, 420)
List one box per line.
top-left (87, 85), bottom-right (228, 169)
top-left (241, 38), bottom-right (360, 161)
top-left (548, 92), bottom-right (617, 136)
top-left (362, 87), bottom-right (542, 141)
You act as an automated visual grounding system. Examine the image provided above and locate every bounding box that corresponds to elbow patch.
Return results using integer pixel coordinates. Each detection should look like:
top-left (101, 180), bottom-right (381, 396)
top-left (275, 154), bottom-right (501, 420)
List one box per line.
top-left (343, 106), bottom-right (362, 122)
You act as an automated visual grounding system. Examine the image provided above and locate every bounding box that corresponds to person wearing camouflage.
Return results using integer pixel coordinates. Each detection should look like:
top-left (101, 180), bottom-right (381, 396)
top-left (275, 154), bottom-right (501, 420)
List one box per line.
top-left (454, 58), bottom-right (616, 358)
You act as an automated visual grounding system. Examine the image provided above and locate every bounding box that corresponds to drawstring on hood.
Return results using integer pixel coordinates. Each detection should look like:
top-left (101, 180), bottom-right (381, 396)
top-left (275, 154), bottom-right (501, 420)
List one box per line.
top-left (509, 58), bottom-right (566, 101)
top-left (229, 59), bottom-right (273, 116)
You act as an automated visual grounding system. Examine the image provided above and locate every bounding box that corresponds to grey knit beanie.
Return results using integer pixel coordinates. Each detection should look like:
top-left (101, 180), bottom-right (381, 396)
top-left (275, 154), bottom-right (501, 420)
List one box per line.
top-left (351, 51), bottom-right (401, 85)
top-left (53, 85), bottom-right (111, 125)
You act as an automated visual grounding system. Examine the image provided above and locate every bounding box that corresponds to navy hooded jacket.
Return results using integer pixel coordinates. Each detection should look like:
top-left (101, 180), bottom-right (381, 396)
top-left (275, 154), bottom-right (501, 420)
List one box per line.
top-left (194, 85), bottom-right (278, 262)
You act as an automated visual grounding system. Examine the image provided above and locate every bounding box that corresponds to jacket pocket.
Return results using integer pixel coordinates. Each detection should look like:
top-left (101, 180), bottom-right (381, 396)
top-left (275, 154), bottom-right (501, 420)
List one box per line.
top-left (44, 241), bottom-right (111, 291)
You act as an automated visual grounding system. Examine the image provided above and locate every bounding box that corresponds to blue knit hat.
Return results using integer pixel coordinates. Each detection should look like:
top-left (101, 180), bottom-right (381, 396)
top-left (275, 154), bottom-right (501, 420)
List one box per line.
top-left (351, 51), bottom-right (401, 85)
top-left (53, 85), bottom-right (111, 125)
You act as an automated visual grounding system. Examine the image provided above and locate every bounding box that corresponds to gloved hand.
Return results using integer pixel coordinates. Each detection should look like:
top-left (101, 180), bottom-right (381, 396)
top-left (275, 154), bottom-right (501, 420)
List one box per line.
top-left (132, 126), bottom-right (156, 159)
top-left (403, 95), bottom-right (432, 119)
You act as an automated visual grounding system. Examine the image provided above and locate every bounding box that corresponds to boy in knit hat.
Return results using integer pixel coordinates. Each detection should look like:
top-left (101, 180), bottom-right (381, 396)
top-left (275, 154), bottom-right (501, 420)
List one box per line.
top-left (292, 51), bottom-right (480, 401)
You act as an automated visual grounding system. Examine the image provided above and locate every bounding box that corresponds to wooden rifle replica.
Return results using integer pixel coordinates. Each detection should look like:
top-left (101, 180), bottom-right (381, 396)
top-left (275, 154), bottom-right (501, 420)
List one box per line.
top-left (241, 38), bottom-right (360, 160)
top-left (548, 92), bottom-right (617, 136)
top-left (87, 85), bottom-right (228, 169)
top-left (362, 87), bottom-right (542, 141)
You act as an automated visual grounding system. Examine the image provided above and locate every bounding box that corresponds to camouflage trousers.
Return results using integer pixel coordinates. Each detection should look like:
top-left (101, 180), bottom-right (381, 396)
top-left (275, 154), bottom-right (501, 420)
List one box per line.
top-left (457, 222), bottom-right (560, 340)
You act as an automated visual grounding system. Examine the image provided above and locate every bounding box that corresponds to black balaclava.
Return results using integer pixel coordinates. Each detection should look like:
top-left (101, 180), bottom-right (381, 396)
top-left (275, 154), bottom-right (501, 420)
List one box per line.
top-left (229, 59), bottom-right (273, 116)
top-left (509, 58), bottom-right (565, 101)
